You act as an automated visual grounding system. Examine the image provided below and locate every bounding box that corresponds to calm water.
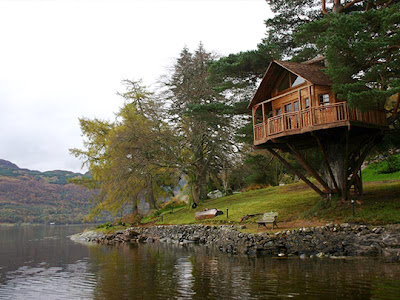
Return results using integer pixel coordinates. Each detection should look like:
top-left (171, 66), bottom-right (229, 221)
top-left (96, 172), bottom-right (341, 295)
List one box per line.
top-left (1, 225), bottom-right (400, 299)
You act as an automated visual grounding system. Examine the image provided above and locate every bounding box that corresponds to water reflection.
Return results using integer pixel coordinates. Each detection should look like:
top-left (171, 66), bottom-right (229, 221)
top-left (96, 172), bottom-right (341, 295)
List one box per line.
top-left (1, 226), bottom-right (400, 299)
top-left (87, 243), bottom-right (400, 300)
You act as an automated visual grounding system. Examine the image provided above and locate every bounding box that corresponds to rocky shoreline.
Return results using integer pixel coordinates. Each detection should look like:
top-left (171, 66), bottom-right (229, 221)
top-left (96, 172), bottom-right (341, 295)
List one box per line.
top-left (71, 223), bottom-right (400, 261)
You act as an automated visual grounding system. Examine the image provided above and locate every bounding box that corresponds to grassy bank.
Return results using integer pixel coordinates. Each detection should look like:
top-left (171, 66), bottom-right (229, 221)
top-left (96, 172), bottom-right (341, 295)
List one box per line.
top-left (362, 155), bottom-right (400, 182)
top-left (148, 180), bottom-right (400, 227)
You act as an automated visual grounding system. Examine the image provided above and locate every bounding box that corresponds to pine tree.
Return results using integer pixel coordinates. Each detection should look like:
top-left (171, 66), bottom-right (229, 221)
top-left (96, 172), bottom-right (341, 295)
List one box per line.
top-left (164, 44), bottom-right (237, 205)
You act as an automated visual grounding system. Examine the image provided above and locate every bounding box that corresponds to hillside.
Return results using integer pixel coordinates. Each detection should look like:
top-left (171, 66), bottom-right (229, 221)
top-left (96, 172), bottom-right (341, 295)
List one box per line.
top-left (147, 180), bottom-right (400, 228)
top-left (0, 159), bottom-right (95, 224)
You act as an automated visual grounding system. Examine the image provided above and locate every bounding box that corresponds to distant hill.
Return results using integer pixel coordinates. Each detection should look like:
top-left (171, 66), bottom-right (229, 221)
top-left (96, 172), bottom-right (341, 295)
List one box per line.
top-left (0, 159), bottom-right (96, 224)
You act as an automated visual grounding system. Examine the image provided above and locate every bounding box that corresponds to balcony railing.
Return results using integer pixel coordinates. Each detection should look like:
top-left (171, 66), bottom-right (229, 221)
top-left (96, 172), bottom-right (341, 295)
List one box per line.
top-left (254, 102), bottom-right (387, 144)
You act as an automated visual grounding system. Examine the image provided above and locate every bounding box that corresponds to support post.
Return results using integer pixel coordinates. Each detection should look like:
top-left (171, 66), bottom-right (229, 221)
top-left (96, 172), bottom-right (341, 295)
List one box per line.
top-left (266, 148), bottom-right (327, 198)
top-left (287, 143), bottom-right (333, 194)
top-left (346, 136), bottom-right (377, 194)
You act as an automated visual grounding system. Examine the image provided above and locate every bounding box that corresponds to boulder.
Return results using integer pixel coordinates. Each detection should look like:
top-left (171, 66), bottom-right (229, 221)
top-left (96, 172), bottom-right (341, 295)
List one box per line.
top-left (207, 190), bottom-right (224, 199)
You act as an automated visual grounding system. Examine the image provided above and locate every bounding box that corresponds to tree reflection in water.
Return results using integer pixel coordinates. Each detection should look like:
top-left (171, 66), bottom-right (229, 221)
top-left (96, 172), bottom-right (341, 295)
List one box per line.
top-left (87, 242), bottom-right (400, 300)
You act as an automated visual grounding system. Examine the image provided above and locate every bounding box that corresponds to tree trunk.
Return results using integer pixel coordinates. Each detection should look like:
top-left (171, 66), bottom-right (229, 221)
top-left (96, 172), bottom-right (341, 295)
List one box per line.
top-left (323, 140), bottom-right (347, 194)
top-left (191, 183), bottom-right (200, 205)
top-left (147, 176), bottom-right (157, 209)
top-left (132, 198), bottom-right (138, 214)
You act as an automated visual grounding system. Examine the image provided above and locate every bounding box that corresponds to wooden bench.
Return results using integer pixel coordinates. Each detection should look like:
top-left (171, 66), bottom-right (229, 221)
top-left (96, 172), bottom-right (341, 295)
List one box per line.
top-left (257, 212), bottom-right (278, 229)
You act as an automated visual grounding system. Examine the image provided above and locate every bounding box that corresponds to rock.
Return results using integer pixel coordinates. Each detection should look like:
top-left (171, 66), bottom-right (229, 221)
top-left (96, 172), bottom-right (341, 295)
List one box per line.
top-left (207, 190), bottom-right (224, 199)
top-left (383, 248), bottom-right (400, 261)
top-left (70, 231), bottom-right (105, 242)
top-left (72, 223), bottom-right (400, 261)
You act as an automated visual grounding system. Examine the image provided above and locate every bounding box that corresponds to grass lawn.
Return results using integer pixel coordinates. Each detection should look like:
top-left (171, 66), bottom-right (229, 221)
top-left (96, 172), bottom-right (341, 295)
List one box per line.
top-left (150, 180), bottom-right (400, 227)
top-left (362, 155), bottom-right (400, 182)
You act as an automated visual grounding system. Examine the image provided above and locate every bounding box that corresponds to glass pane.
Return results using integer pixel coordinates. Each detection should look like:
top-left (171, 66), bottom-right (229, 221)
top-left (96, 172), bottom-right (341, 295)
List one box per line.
top-left (275, 108), bottom-right (281, 116)
top-left (292, 76), bottom-right (305, 87)
top-left (284, 103), bottom-right (292, 113)
top-left (319, 94), bottom-right (330, 105)
top-left (304, 98), bottom-right (310, 109)
top-left (294, 101), bottom-right (299, 111)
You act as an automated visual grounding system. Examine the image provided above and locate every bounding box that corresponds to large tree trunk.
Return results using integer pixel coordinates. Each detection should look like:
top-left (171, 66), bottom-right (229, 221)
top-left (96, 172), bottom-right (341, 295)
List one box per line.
top-left (191, 183), bottom-right (200, 205)
top-left (323, 140), bottom-right (347, 194)
top-left (318, 131), bottom-right (379, 200)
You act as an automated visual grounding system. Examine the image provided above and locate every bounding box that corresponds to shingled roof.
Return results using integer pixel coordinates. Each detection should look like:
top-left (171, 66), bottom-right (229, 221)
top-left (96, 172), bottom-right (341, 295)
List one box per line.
top-left (248, 60), bottom-right (332, 108)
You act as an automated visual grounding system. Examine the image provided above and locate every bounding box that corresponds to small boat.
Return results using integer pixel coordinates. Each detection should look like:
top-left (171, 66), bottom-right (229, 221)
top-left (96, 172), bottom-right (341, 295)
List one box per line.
top-left (195, 208), bottom-right (223, 220)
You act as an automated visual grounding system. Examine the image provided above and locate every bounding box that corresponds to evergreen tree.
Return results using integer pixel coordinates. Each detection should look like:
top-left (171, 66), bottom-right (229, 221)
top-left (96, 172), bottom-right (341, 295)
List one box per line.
top-left (296, 2), bottom-right (400, 114)
top-left (164, 44), bottom-right (237, 205)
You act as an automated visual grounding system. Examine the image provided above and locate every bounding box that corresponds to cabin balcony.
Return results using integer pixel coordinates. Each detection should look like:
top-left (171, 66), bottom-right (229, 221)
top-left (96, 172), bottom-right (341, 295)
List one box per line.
top-left (254, 102), bottom-right (387, 145)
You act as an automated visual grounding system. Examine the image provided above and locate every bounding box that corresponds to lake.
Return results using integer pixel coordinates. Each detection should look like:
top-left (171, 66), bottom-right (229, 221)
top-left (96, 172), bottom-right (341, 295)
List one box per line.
top-left (1, 225), bottom-right (400, 299)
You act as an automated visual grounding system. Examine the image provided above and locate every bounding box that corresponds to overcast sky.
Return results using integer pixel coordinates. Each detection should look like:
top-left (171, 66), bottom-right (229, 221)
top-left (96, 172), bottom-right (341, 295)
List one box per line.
top-left (0, 0), bottom-right (271, 173)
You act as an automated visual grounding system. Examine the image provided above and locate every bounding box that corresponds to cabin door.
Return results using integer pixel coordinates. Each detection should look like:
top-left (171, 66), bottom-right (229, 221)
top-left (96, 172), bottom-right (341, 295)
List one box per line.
top-left (284, 103), bottom-right (292, 130)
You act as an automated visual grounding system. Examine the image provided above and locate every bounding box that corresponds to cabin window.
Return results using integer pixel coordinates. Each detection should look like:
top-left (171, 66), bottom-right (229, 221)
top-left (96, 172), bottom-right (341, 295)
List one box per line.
top-left (304, 98), bottom-right (310, 109)
top-left (294, 101), bottom-right (299, 111)
top-left (277, 73), bottom-right (306, 93)
top-left (284, 103), bottom-right (292, 113)
top-left (275, 108), bottom-right (282, 116)
top-left (319, 94), bottom-right (330, 106)
top-left (292, 76), bottom-right (305, 87)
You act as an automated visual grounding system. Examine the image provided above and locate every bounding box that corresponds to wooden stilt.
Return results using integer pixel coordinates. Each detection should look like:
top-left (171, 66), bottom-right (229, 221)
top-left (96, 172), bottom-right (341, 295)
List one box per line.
top-left (346, 136), bottom-right (377, 194)
top-left (287, 143), bottom-right (333, 194)
top-left (266, 148), bottom-right (327, 198)
top-left (313, 134), bottom-right (340, 194)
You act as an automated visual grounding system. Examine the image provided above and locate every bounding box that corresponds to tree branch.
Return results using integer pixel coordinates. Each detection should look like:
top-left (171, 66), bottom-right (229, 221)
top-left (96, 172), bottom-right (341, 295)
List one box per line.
top-left (342, 0), bottom-right (363, 12)
top-left (322, 0), bottom-right (328, 14)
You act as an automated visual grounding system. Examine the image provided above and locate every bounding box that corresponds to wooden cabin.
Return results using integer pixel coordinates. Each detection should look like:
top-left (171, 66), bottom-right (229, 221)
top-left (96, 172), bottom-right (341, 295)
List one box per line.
top-left (249, 60), bottom-right (387, 148)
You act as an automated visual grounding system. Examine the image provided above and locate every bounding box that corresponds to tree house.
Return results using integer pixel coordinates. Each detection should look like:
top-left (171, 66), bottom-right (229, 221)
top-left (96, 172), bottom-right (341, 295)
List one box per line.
top-left (249, 60), bottom-right (388, 199)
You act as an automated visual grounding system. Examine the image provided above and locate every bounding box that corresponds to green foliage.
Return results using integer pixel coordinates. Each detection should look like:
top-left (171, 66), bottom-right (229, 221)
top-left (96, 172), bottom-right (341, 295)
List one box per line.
top-left (265, 0), bottom-right (323, 58)
top-left (296, 3), bottom-right (400, 111)
top-left (71, 81), bottom-right (180, 219)
top-left (209, 43), bottom-right (281, 92)
top-left (362, 155), bottom-right (400, 182)
top-left (164, 44), bottom-right (240, 204)
top-left (243, 154), bottom-right (280, 186)
top-left (96, 222), bottom-right (113, 229)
